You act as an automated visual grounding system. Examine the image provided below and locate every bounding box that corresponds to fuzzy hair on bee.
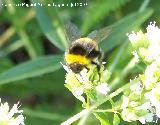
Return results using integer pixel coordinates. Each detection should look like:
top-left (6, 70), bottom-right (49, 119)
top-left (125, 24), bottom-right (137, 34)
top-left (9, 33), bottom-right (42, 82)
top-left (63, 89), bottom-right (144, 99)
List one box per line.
top-left (64, 22), bottom-right (111, 74)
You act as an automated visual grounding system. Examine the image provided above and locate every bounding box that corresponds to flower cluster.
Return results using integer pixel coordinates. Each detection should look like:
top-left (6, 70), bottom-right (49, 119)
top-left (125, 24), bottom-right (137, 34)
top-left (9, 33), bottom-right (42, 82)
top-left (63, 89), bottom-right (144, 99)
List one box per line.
top-left (128, 22), bottom-right (160, 63)
top-left (62, 63), bottom-right (110, 105)
top-left (121, 22), bottom-right (160, 124)
top-left (121, 78), bottom-right (156, 124)
top-left (0, 98), bottom-right (25, 125)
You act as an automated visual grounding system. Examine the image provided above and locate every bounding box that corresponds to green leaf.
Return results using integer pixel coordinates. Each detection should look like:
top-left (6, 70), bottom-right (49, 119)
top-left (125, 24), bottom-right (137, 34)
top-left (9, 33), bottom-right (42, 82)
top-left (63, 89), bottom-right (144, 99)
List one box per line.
top-left (1, 40), bottom-right (24, 56)
top-left (0, 70), bottom-right (66, 97)
top-left (0, 55), bottom-right (62, 85)
top-left (100, 9), bottom-right (153, 52)
top-left (113, 114), bottom-right (120, 125)
top-left (19, 30), bottom-right (39, 59)
top-left (0, 57), bottom-right (13, 73)
top-left (94, 112), bottom-right (110, 125)
top-left (81, 0), bottom-right (130, 33)
top-left (23, 108), bottom-right (67, 121)
top-left (34, 6), bottom-right (66, 51)
top-left (85, 89), bottom-right (97, 101)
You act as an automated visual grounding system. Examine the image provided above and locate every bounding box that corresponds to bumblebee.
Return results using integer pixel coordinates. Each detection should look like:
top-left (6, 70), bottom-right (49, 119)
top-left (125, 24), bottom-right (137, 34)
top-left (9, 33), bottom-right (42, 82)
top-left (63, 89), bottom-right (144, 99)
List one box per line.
top-left (64, 22), bottom-right (111, 73)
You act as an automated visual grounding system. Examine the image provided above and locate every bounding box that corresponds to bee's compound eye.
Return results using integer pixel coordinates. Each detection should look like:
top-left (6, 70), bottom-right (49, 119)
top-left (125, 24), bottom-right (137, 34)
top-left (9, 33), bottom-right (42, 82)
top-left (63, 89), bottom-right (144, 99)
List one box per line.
top-left (69, 63), bottom-right (84, 73)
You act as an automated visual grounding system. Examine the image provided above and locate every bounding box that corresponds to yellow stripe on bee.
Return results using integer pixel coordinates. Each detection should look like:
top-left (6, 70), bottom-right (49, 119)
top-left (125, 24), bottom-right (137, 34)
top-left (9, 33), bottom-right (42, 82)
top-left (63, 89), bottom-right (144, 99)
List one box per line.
top-left (65, 54), bottom-right (89, 65)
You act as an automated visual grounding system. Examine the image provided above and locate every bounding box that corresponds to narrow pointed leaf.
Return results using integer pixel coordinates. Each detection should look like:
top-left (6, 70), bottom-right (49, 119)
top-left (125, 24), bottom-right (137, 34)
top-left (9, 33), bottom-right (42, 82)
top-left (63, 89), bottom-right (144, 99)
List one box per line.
top-left (100, 9), bottom-right (153, 52)
top-left (0, 55), bottom-right (62, 85)
top-left (34, 6), bottom-right (66, 51)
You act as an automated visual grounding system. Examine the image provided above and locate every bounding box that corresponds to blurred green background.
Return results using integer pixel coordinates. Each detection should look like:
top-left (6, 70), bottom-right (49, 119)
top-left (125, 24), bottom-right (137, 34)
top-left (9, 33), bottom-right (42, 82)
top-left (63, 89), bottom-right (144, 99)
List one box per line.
top-left (0, 0), bottom-right (159, 125)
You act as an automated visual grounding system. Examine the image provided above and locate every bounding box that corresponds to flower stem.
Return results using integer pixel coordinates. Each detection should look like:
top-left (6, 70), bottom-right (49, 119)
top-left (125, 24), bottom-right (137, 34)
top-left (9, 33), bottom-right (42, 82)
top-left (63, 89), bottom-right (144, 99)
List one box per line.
top-left (60, 109), bottom-right (89, 125)
top-left (93, 109), bottom-right (120, 115)
top-left (86, 97), bottom-right (90, 109)
top-left (61, 83), bottom-right (131, 125)
top-left (91, 83), bottom-right (130, 109)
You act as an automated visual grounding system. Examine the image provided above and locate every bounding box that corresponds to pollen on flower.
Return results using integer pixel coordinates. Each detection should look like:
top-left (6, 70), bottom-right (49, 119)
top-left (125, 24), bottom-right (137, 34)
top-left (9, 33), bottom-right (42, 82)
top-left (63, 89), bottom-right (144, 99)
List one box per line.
top-left (0, 99), bottom-right (25, 125)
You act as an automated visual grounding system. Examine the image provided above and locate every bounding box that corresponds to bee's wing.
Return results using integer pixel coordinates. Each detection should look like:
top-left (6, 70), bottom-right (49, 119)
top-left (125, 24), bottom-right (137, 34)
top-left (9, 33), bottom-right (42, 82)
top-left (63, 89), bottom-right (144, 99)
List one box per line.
top-left (87, 26), bottom-right (112, 43)
top-left (64, 22), bottom-right (81, 44)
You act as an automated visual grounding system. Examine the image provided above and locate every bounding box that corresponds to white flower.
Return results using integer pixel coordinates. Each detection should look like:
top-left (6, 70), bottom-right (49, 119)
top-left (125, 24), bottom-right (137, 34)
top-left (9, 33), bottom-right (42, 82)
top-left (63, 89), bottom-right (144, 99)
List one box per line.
top-left (136, 102), bottom-right (151, 110)
top-left (138, 113), bottom-right (154, 124)
top-left (65, 71), bottom-right (80, 86)
top-left (76, 69), bottom-right (90, 89)
top-left (121, 108), bottom-right (138, 122)
top-left (127, 32), bottom-right (139, 43)
top-left (132, 51), bottom-right (139, 63)
top-left (124, 22), bottom-right (160, 124)
top-left (61, 63), bottom-right (70, 73)
top-left (144, 61), bottom-right (159, 90)
top-left (63, 57), bottom-right (111, 103)
top-left (130, 79), bottom-right (142, 94)
top-left (121, 96), bottom-right (155, 123)
top-left (0, 99), bottom-right (25, 125)
top-left (147, 22), bottom-right (160, 46)
top-left (121, 96), bottom-right (129, 110)
top-left (64, 68), bottom-right (91, 102)
top-left (96, 83), bottom-right (110, 95)
top-left (71, 87), bottom-right (85, 103)
top-left (127, 31), bottom-right (148, 49)
top-left (144, 22), bottom-right (160, 62)
top-left (128, 22), bottom-right (160, 63)
top-left (145, 83), bottom-right (160, 118)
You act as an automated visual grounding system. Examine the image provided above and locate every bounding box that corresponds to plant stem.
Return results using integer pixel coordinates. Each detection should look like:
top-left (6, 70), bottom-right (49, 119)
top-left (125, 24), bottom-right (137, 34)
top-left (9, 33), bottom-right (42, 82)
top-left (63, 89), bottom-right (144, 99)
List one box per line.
top-left (93, 109), bottom-right (120, 115)
top-left (110, 57), bottom-right (136, 91)
top-left (86, 97), bottom-right (90, 109)
top-left (61, 109), bottom-right (89, 125)
top-left (92, 83), bottom-right (130, 109)
top-left (109, 40), bottom-right (128, 73)
top-left (61, 83), bottom-right (131, 125)
top-left (78, 111), bottom-right (90, 125)
top-left (0, 9), bottom-right (35, 47)
top-left (139, 0), bottom-right (150, 12)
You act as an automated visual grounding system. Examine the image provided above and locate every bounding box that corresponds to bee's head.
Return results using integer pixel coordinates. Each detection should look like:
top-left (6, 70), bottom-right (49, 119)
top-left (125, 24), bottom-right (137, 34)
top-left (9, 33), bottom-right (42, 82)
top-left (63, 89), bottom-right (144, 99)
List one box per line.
top-left (69, 63), bottom-right (84, 73)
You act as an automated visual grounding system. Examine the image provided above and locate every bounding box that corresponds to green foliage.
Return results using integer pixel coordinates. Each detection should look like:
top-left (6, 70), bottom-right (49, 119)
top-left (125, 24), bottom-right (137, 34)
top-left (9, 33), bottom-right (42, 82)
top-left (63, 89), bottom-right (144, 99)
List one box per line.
top-left (34, 6), bottom-right (67, 51)
top-left (113, 114), bottom-right (120, 125)
top-left (82, 0), bottom-right (131, 33)
top-left (0, 55), bottom-right (62, 85)
top-left (100, 9), bottom-right (153, 52)
top-left (94, 112), bottom-right (111, 125)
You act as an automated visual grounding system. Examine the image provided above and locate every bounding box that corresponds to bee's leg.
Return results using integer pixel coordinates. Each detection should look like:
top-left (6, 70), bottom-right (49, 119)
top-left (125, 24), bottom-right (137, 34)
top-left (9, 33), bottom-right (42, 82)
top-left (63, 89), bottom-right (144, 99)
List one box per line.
top-left (91, 61), bottom-right (100, 71)
top-left (84, 65), bottom-right (90, 73)
top-left (91, 61), bottom-right (101, 80)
